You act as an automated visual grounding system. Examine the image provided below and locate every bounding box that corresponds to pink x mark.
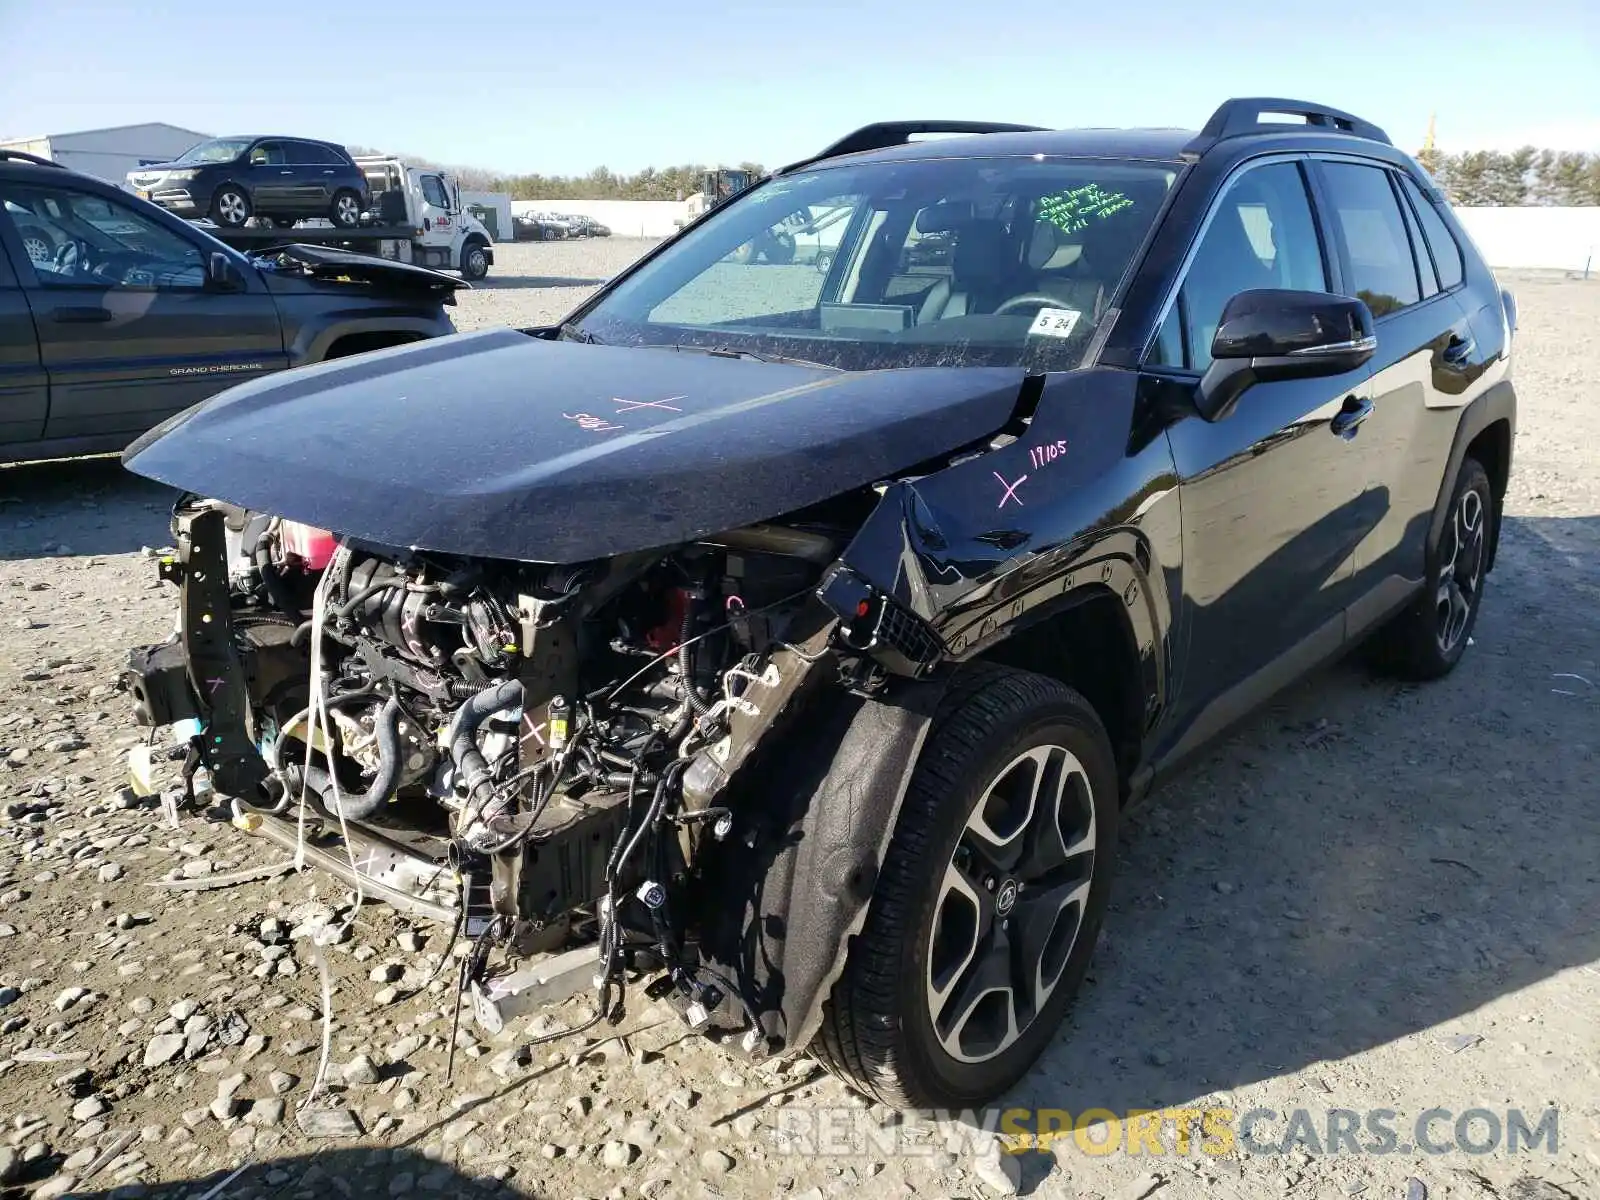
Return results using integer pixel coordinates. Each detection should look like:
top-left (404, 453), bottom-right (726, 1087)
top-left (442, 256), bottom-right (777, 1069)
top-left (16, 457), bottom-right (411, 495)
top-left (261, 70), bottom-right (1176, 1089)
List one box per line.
top-left (994, 470), bottom-right (1028, 509)
top-left (613, 395), bottom-right (684, 413)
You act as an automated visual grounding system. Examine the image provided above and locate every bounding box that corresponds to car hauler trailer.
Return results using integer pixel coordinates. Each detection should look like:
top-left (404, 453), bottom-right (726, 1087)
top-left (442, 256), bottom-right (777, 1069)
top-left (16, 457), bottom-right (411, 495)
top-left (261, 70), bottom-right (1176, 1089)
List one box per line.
top-left (184, 157), bottom-right (495, 280)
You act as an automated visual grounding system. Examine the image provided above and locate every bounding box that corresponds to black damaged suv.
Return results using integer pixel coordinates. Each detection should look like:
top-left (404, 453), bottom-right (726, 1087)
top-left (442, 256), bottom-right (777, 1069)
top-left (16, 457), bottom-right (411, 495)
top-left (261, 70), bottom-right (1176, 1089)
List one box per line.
top-left (120, 98), bottom-right (1516, 1110)
top-left (0, 150), bottom-right (460, 464)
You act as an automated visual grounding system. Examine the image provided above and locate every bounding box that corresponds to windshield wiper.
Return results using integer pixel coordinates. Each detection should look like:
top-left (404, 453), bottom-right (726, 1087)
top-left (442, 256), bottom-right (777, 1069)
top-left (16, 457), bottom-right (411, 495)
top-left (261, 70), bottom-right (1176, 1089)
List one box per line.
top-left (667, 343), bottom-right (839, 370)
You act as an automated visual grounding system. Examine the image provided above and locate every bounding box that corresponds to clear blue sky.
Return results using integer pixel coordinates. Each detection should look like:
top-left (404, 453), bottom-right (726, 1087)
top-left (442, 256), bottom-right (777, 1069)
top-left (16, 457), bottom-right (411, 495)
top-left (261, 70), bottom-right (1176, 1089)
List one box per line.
top-left (2, 0), bottom-right (1595, 175)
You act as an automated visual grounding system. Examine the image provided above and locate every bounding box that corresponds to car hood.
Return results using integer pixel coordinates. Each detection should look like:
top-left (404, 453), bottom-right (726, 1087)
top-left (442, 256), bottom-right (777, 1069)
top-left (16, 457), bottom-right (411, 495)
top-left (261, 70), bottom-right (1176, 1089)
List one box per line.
top-left (250, 244), bottom-right (462, 301)
top-left (121, 328), bottom-right (1029, 563)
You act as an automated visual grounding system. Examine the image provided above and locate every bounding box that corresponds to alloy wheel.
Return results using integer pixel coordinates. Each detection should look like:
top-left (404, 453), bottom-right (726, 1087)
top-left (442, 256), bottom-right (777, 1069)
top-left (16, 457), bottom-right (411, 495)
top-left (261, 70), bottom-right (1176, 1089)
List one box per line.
top-left (22, 235), bottom-right (50, 265)
top-left (335, 194), bottom-right (360, 226)
top-left (926, 743), bottom-right (1096, 1064)
top-left (216, 191), bottom-right (248, 225)
top-left (1435, 486), bottom-right (1486, 654)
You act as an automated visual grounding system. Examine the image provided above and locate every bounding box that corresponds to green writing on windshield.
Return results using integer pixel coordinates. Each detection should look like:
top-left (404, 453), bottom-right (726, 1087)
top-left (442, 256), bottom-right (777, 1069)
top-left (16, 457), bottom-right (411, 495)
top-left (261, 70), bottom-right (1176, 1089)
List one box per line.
top-left (1037, 184), bottom-right (1134, 235)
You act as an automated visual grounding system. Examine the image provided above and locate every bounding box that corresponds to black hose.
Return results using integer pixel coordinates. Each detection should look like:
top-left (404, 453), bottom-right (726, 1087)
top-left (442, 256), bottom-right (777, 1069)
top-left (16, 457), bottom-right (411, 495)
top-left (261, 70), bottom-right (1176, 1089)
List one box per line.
top-left (677, 604), bottom-right (711, 717)
top-left (300, 695), bottom-right (404, 821)
top-left (446, 679), bottom-right (524, 817)
top-left (332, 580), bottom-right (399, 622)
top-left (253, 542), bottom-right (300, 617)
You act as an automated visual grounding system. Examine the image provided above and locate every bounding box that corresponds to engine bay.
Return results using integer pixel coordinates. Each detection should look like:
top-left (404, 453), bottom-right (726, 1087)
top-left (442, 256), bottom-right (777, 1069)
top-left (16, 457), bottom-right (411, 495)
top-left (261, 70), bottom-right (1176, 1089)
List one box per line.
top-left (121, 492), bottom-right (915, 1050)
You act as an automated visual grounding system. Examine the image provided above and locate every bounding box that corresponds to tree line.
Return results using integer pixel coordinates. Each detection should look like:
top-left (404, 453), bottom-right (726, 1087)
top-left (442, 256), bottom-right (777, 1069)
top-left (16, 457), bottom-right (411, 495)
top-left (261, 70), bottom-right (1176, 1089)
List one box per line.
top-left (349, 148), bottom-right (766, 201)
top-left (355, 142), bottom-right (1600, 207)
top-left (1417, 146), bottom-right (1600, 207)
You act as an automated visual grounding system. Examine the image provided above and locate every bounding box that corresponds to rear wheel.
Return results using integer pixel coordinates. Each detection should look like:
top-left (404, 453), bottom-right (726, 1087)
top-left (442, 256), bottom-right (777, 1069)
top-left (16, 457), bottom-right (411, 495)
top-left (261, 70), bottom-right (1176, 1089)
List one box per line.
top-left (330, 189), bottom-right (362, 229)
top-left (814, 665), bottom-right (1117, 1108)
top-left (210, 186), bottom-right (251, 227)
top-left (1365, 456), bottom-right (1492, 680)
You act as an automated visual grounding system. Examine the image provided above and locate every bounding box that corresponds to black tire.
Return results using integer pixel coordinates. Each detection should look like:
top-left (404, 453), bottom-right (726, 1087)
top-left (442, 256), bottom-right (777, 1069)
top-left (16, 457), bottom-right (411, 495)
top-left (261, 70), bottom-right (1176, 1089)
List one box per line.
top-left (1364, 456), bottom-right (1493, 681)
top-left (813, 664), bottom-right (1118, 1109)
top-left (814, 250), bottom-right (834, 275)
top-left (209, 185), bottom-right (252, 228)
top-left (460, 240), bottom-right (490, 281)
top-left (330, 189), bottom-right (362, 229)
top-left (765, 231), bottom-right (797, 265)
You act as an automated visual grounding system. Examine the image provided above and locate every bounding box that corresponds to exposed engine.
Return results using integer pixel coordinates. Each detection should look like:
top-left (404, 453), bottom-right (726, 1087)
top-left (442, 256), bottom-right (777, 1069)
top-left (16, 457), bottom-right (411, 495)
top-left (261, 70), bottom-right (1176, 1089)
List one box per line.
top-left (123, 496), bottom-right (890, 1041)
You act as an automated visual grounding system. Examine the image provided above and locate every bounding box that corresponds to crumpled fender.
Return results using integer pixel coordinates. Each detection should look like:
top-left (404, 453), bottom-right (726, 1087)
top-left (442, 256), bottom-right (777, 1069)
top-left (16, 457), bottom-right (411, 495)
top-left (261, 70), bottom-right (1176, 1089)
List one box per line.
top-left (694, 673), bottom-right (950, 1056)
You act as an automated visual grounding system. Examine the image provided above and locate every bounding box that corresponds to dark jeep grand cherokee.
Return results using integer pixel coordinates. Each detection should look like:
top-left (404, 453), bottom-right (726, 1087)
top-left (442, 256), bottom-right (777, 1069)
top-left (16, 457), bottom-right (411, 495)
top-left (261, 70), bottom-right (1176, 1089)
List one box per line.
top-left (119, 98), bottom-right (1516, 1111)
top-left (1, 150), bottom-right (459, 464)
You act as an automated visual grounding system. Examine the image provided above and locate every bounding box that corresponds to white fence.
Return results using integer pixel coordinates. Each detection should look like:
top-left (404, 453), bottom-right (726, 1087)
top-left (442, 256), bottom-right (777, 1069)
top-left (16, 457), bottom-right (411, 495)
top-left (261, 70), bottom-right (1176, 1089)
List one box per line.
top-left (511, 199), bottom-right (691, 238)
top-left (1450, 208), bottom-right (1598, 274)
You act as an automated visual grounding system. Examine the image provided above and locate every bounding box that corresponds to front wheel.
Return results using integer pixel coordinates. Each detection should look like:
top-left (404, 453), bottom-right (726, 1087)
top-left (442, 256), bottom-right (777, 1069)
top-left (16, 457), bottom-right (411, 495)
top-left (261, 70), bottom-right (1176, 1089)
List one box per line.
top-left (210, 186), bottom-right (252, 227)
top-left (460, 241), bottom-right (490, 281)
top-left (1364, 456), bottom-right (1492, 680)
top-left (814, 665), bottom-right (1118, 1109)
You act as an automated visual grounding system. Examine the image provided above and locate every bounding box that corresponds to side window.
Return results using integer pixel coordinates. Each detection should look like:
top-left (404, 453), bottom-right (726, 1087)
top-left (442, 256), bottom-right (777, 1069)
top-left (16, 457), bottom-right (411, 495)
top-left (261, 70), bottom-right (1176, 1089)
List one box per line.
top-left (1152, 160), bottom-right (1327, 371)
top-left (1395, 178), bottom-right (1438, 298)
top-left (1399, 175), bottom-right (1464, 290)
top-left (1318, 161), bottom-right (1421, 318)
top-left (420, 176), bottom-right (450, 209)
top-left (0, 184), bottom-right (205, 289)
top-left (249, 141), bottom-right (287, 167)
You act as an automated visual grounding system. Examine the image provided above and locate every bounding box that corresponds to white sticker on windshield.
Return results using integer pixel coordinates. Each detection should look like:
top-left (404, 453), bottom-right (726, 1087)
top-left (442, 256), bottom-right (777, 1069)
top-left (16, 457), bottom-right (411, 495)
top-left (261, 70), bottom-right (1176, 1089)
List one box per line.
top-left (1028, 307), bottom-right (1082, 339)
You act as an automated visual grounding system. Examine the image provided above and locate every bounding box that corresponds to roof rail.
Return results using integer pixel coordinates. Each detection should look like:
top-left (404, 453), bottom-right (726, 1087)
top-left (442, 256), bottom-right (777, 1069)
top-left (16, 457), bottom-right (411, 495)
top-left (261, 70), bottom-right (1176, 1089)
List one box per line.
top-left (1183, 97), bottom-right (1390, 157)
top-left (0, 149), bottom-right (67, 169)
top-left (780, 120), bottom-right (1049, 173)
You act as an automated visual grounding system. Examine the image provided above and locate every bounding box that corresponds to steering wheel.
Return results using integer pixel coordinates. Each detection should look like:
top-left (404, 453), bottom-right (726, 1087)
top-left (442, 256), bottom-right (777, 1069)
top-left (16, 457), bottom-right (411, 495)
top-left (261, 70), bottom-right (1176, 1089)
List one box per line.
top-left (992, 293), bottom-right (1068, 317)
top-left (51, 239), bottom-right (83, 276)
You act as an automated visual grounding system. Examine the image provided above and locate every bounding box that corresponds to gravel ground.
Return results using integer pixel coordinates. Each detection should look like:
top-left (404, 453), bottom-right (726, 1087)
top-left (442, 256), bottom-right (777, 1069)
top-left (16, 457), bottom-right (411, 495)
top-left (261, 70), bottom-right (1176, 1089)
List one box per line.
top-left (0, 245), bottom-right (1596, 1200)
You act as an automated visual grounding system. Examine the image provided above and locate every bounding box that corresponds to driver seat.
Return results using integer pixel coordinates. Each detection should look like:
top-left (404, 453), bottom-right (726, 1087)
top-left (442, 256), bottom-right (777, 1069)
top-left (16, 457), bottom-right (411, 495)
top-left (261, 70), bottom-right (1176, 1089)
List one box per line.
top-left (916, 220), bottom-right (1020, 324)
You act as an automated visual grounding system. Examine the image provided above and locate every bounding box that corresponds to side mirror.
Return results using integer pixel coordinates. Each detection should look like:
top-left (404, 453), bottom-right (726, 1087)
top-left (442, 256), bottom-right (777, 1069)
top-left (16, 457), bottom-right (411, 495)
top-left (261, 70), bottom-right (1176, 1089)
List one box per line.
top-left (206, 251), bottom-right (246, 292)
top-left (1195, 289), bottom-right (1376, 422)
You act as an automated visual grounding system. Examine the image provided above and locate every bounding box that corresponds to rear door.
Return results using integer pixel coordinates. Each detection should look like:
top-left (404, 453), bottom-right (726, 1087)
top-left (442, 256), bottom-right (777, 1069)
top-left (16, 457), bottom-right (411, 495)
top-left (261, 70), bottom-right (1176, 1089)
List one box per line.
top-left (286, 141), bottom-right (335, 210)
top-left (1310, 158), bottom-right (1478, 620)
top-left (0, 216), bottom-right (47, 448)
top-left (0, 179), bottom-right (286, 442)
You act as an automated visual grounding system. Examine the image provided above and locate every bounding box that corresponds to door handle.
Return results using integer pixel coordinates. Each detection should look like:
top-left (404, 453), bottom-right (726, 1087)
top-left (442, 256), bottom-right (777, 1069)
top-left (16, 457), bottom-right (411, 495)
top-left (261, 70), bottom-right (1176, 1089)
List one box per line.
top-left (50, 306), bottom-right (113, 323)
top-left (1330, 394), bottom-right (1373, 439)
top-left (1442, 333), bottom-right (1476, 368)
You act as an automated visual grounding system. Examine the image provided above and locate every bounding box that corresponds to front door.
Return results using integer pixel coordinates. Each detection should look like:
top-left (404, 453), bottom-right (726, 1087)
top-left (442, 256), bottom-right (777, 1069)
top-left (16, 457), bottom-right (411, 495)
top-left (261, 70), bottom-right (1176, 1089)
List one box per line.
top-left (246, 140), bottom-right (294, 214)
top-left (0, 180), bottom-right (286, 442)
top-left (0, 226), bottom-right (47, 447)
top-left (1145, 158), bottom-right (1376, 763)
top-left (417, 174), bottom-right (456, 249)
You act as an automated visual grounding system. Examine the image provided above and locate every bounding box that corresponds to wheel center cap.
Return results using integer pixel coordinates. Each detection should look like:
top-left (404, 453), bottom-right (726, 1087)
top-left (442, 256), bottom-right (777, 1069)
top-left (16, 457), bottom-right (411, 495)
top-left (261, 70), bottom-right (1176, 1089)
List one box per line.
top-left (995, 878), bottom-right (1019, 916)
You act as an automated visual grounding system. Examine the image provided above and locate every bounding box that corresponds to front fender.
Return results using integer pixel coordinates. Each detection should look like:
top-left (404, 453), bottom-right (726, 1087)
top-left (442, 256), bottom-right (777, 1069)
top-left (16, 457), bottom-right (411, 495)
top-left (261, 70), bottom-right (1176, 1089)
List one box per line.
top-left (291, 313), bottom-right (455, 366)
top-left (695, 674), bottom-right (949, 1056)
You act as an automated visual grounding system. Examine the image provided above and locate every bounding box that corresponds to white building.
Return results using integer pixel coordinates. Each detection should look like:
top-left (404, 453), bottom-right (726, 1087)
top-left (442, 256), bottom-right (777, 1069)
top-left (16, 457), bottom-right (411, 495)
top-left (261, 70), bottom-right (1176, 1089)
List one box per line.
top-left (0, 123), bottom-right (212, 187)
top-left (460, 190), bottom-right (514, 243)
